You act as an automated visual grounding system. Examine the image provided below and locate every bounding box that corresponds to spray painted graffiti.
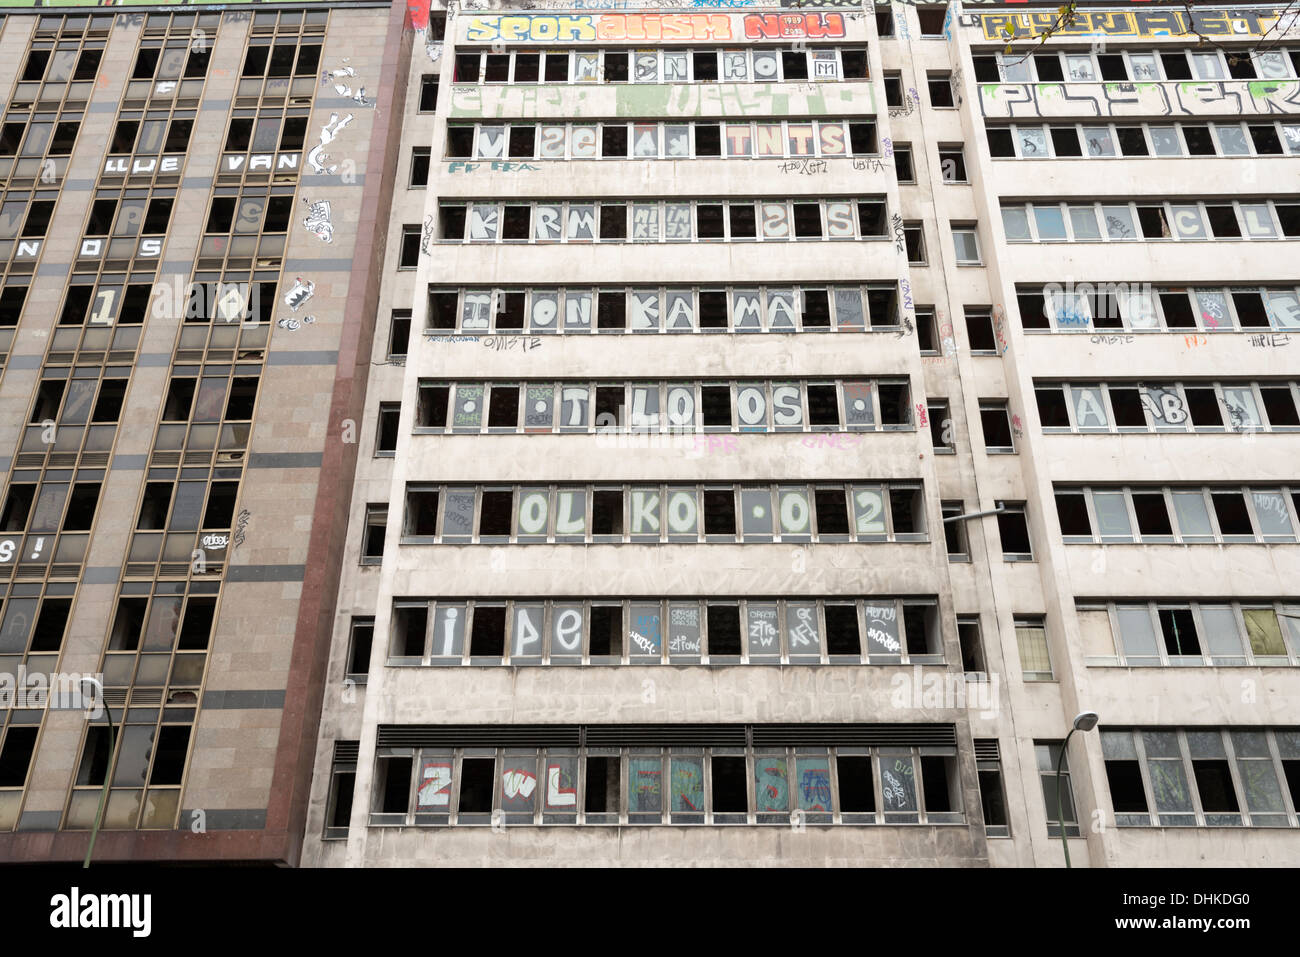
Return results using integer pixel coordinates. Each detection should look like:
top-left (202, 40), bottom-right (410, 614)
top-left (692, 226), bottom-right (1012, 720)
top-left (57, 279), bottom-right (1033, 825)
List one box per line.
top-left (321, 61), bottom-right (371, 107)
top-left (421, 214), bottom-right (436, 256)
top-left (462, 11), bottom-right (845, 43)
top-left (301, 197), bottom-right (334, 243)
top-left (283, 277), bottom-right (316, 312)
top-left (276, 315), bottom-right (317, 332)
top-left (980, 79), bottom-right (1300, 119)
top-left (969, 8), bottom-right (1297, 42)
top-left (449, 83), bottom-right (861, 119)
top-left (233, 509), bottom-right (250, 550)
top-left (307, 112), bottom-right (355, 175)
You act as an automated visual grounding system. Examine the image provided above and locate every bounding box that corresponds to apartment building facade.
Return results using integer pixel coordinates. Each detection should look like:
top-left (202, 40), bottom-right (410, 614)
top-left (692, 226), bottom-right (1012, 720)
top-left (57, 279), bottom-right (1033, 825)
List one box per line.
top-left (293, 0), bottom-right (1300, 867)
top-left (0, 0), bottom-right (1295, 867)
top-left (0, 0), bottom-right (400, 864)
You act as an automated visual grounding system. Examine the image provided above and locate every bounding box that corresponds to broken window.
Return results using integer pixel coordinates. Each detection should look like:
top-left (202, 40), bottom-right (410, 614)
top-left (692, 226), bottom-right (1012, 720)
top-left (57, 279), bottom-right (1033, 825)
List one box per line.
top-left (998, 505), bottom-right (1032, 560)
top-left (362, 503), bottom-right (387, 560)
top-left (376, 402), bottom-right (400, 454)
top-left (927, 72), bottom-right (955, 108)
top-left (706, 604), bottom-right (742, 657)
top-left (979, 402), bottom-right (1015, 452)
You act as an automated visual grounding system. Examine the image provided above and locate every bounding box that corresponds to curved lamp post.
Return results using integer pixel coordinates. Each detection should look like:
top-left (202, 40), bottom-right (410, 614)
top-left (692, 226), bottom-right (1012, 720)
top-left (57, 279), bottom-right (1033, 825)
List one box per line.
top-left (1056, 710), bottom-right (1099, 868)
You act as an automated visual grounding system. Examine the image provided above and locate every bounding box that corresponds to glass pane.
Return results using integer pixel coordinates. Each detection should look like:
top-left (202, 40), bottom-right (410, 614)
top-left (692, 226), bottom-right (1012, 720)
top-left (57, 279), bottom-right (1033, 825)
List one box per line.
top-left (1016, 128), bottom-right (1047, 157)
top-left (1092, 491), bottom-right (1132, 540)
top-left (1149, 127), bottom-right (1181, 156)
top-left (1068, 205), bottom-right (1101, 239)
top-left (669, 756), bottom-right (704, 813)
top-left (880, 754), bottom-right (918, 812)
top-left (628, 756), bottom-right (663, 813)
top-left (1116, 606), bottom-right (1159, 660)
top-left (1199, 606), bottom-right (1244, 658)
top-left (1071, 387), bottom-right (1108, 427)
top-left (754, 754), bottom-right (789, 812)
top-left (1102, 205), bottom-right (1136, 240)
top-left (1172, 492), bottom-right (1213, 539)
top-left (785, 601), bottom-right (821, 657)
top-left (795, 756), bottom-right (833, 812)
top-left (1252, 491), bottom-right (1294, 537)
top-left (1216, 124), bottom-right (1250, 155)
top-left (1221, 387), bottom-right (1261, 431)
top-left (1243, 608), bottom-right (1285, 655)
top-left (1001, 206), bottom-right (1031, 242)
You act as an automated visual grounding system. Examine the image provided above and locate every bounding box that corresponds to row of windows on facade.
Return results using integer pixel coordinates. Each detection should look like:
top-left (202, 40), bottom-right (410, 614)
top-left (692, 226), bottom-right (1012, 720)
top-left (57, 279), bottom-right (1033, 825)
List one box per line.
top-left (444, 119), bottom-right (879, 162)
top-left (365, 488), bottom-right (1036, 558)
top-left (1036, 381), bottom-right (1300, 434)
top-left (987, 120), bottom-right (1300, 160)
top-left (973, 46), bottom-right (1300, 85)
top-left (0, 277), bottom-right (281, 331)
top-left (358, 746), bottom-right (968, 830)
top-left (420, 285), bottom-right (908, 333)
top-left (430, 198), bottom-right (956, 247)
top-left (393, 378), bottom-right (911, 437)
top-left (0, 474), bottom-right (241, 550)
top-left (0, 720), bottom-right (195, 832)
top-left (1056, 485), bottom-right (1300, 546)
top-left (1079, 602), bottom-right (1300, 670)
top-left (1016, 284), bottom-right (1300, 335)
top-left (25, 7), bottom-right (320, 38)
top-left (1002, 199), bottom-right (1300, 245)
top-left (381, 482), bottom-right (929, 547)
top-left (367, 597), bottom-right (948, 667)
top-left (450, 45), bottom-right (870, 86)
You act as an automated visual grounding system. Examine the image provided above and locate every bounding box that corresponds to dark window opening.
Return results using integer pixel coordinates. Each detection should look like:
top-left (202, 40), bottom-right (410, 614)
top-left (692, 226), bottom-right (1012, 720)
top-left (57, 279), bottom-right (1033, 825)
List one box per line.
top-left (429, 292), bottom-right (458, 330)
top-left (59, 484), bottom-right (98, 531)
top-left (1261, 387), bottom-right (1300, 426)
top-left (588, 604), bottom-right (622, 657)
top-left (1132, 492), bottom-right (1173, 537)
top-left (362, 505), bottom-right (386, 560)
top-left (177, 598), bottom-right (216, 651)
top-left (1097, 54), bottom-right (1128, 80)
top-left (1055, 492), bottom-right (1092, 537)
top-left (987, 128), bottom-right (1015, 158)
top-left (136, 482), bottom-right (172, 530)
top-left (927, 73), bottom-right (954, 108)
top-left (792, 203), bottom-right (822, 238)
top-left (469, 605), bottom-right (505, 657)
top-left (1249, 124), bottom-right (1283, 155)
top-left (729, 204), bottom-right (756, 238)
top-left (592, 490), bottom-right (623, 536)
top-left (903, 604), bottom-right (936, 655)
top-left (30, 598), bottom-right (71, 652)
top-left (921, 757), bottom-right (954, 812)
top-left (980, 405), bottom-right (1014, 450)
top-left (1183, 125), bottom-right (1216, 155)
top-left (439, 206), bottom-right (466, 241)
top-left (1159, 293), bottom-right (1196, 328)
top-left (1160, 52), bottom-right (1192, 80)
top-left (419, 76), bottom-right (440, 112)
top-left (392, 604), bottom-right (427, 657)
top-left (1211, 492), bottom-right (1253, 536)
top-left (781, 50), bottom-right (808, 80)
top-left (1116, 127), bottom-right (1149, 156)
top-left (91, 380), bottom-right (127, 422)
top-left (823, 603), bottom-right (861, 655)
top-left (1037, 387), bottom-right (1069, 428)
top-left (706, 604), bottom-right (742, 656)
top-left (1049, 127), bottom-right (1082, 157)
top-left (602, 125), bottom-right (628, 157)
top-left (1193, 760), bottom-right (1240, 813)
top-left (712, 756), bottom-right (747, 813)
top-left (1206, 205), bottom-right (1241, 238)
top-left (1109, 388), bottom-right (1146, 427)
top-left (376, 403), bottom-right (401, 452)
top-left (838, 756), bottom-right (875, 811)
top-left (1106, 760), bottom-right (1149, 813)
top-left (400, 225), bottom-right (421, 265)
top-left (416, 384), bottom-right (449, 428)
top-left (404, 490), bottom-right (438, 537)
top-left (890, 486), bottom-right (921, 534)
top-left (997, 506), bottom-right (1032, 558)
top-left (701, 385), bottom-right (730, 428)
top-left (376, 756), bottom-right (412, 814)
top-left (478, 491), bottom-right (513, 537)
top-left (703, 489), bottom-right (736, 536)
top-left (162, 378), bottom-right (195, 420)
top-left (695, 124), bottom-right (721, 156)
top-left (0, 485), bottom-right (35, 532)
top-left (108, 597), bottom-right (146, 651)
top-left (346, 619), bottom-right (373, 675)
top-left (599, 204), bottom-right (626, 239)
top-left (697, 204), bottom-right (724, 239)
top-left (814, 488), bottom-right (849, 535)
top-left (148, 726), bottom-right (191, 786)
top-left (389, 311), bottom-right (411, 359)
top-left (1158, 607), bottom-right (1200, 655)
top-left (224, 378), bottom-right (257, 420)
top-left (0, 728), bottom-right (38, 788)
top-left (487, 387), bottom-right (519, 429)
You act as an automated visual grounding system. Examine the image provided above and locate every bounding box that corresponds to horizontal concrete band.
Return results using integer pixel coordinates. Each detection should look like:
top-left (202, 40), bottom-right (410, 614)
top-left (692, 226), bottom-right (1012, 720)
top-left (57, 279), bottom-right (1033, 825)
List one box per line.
top-left (226, 564), bottom-right (306, 582)
top-left (202, 689), bottom-right (286, 710)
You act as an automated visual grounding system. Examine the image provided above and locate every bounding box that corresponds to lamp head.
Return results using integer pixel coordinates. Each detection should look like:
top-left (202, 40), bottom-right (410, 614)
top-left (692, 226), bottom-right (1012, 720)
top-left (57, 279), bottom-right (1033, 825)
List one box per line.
top-left (1073, 711), bottom-right (1099, 732)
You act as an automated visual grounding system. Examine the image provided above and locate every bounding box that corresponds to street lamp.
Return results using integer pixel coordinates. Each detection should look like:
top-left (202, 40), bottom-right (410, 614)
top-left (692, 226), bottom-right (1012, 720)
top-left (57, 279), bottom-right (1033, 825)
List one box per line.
top-left (78, 677), bottom-right (118, 869)
top-left (1056, 710), bottom-right (1098, 869)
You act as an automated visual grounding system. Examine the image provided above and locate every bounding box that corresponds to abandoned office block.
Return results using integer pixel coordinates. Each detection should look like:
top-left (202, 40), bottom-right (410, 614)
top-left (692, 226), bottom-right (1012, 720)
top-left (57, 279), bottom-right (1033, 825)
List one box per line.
top-left (0, 0), bottom-right (1296, 866)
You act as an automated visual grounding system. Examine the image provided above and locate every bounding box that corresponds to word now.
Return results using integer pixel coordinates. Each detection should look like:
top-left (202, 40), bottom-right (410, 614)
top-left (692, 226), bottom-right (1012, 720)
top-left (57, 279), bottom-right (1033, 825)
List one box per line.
top-left (464, 12), bottom-right (845, 43)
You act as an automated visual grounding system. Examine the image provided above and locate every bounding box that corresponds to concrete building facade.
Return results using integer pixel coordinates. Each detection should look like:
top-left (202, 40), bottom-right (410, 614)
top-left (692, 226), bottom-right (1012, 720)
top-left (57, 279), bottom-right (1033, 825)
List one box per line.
top-left (0, 0), bottom-right (1296, 867)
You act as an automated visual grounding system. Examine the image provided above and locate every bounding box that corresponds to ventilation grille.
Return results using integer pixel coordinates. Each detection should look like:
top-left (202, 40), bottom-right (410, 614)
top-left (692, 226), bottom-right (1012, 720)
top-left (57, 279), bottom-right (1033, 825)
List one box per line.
top-left (376, 724), bottom-right (956, 750)
top-left (333, 740), bottom-right (359, 763)
top-left (974, 738), bottom-right (1001, 762)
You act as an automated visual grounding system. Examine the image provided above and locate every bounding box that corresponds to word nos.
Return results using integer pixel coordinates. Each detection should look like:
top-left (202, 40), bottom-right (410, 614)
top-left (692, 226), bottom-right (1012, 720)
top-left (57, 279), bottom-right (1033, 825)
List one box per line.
top-left (463, 12), bottom-right (845, 43)
top-left (50, 888), bottom-right (150, 938)
top-left (973, 7), bottom-right (1296, 41)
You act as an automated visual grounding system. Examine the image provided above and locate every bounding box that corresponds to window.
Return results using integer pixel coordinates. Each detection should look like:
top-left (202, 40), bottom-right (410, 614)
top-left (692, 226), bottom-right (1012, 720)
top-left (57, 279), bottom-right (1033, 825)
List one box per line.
top-left (942, 502), bottom-right (968, 561)
top-left (875, 8), bottom-right (895, 37)
top-left (1016, 617), bottom-right (1051, 680)
top-left (917, 5), bottom-right (947, 37)
top-left (939, 146), bottom-right (967, 183)
top-left (419, 75), bottom-right (439, 112)
top-left (883, 72), bottom-right (903, 108)
top-left (958, 617), bottom-right (985, 675)
top-left (376, 403), bottom-right (400, 455)
top-left (410, 147), bottom-right (430, 187)
top-left (928, 399), bottom-right (951, 452)
top-left (1037, 741), bottom-right (1079, 837)
top-left (903, 222), bottom-right (925, 264)
top-left (399, 225), bottom-right (421, 267)
top-left (927, 72), bottom-right (954, 108)
top-left (965, 308), bottom-right (996, 353)
top-left (325, 745), bottom-right (357, 837)
top-left (362, 504), bottom-right (386, 562)
top-left (894, 143), bottom-right (914, 182)
top-left (952, 224), bottom-right (981, 264)
top-left (388, 310), bottom-right (411, 361)
top-left (998, 503), bottom-right (1032, 560)
top-left (977, 741), bottom-right (1009, 836)
top-left (979, 401), bottom-right (1015, 452)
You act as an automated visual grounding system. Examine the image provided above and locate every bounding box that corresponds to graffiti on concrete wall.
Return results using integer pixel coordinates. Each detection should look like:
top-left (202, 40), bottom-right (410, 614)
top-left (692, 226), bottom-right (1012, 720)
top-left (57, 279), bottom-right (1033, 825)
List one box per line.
top-left (449, 82), bottom-right (862, 118)
top-left (302, 197), bottom-right (334, 243)
top-left (463, 12), bottom-right (847, 43)
top-left (321, 60), bottom-right (371, 107)
top-left (980, 79), bottom-right (1300, 119)
top-left (307, 112), bottom-right (355, 175)
top-left (968, 7), bottom-right (1300, 41)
